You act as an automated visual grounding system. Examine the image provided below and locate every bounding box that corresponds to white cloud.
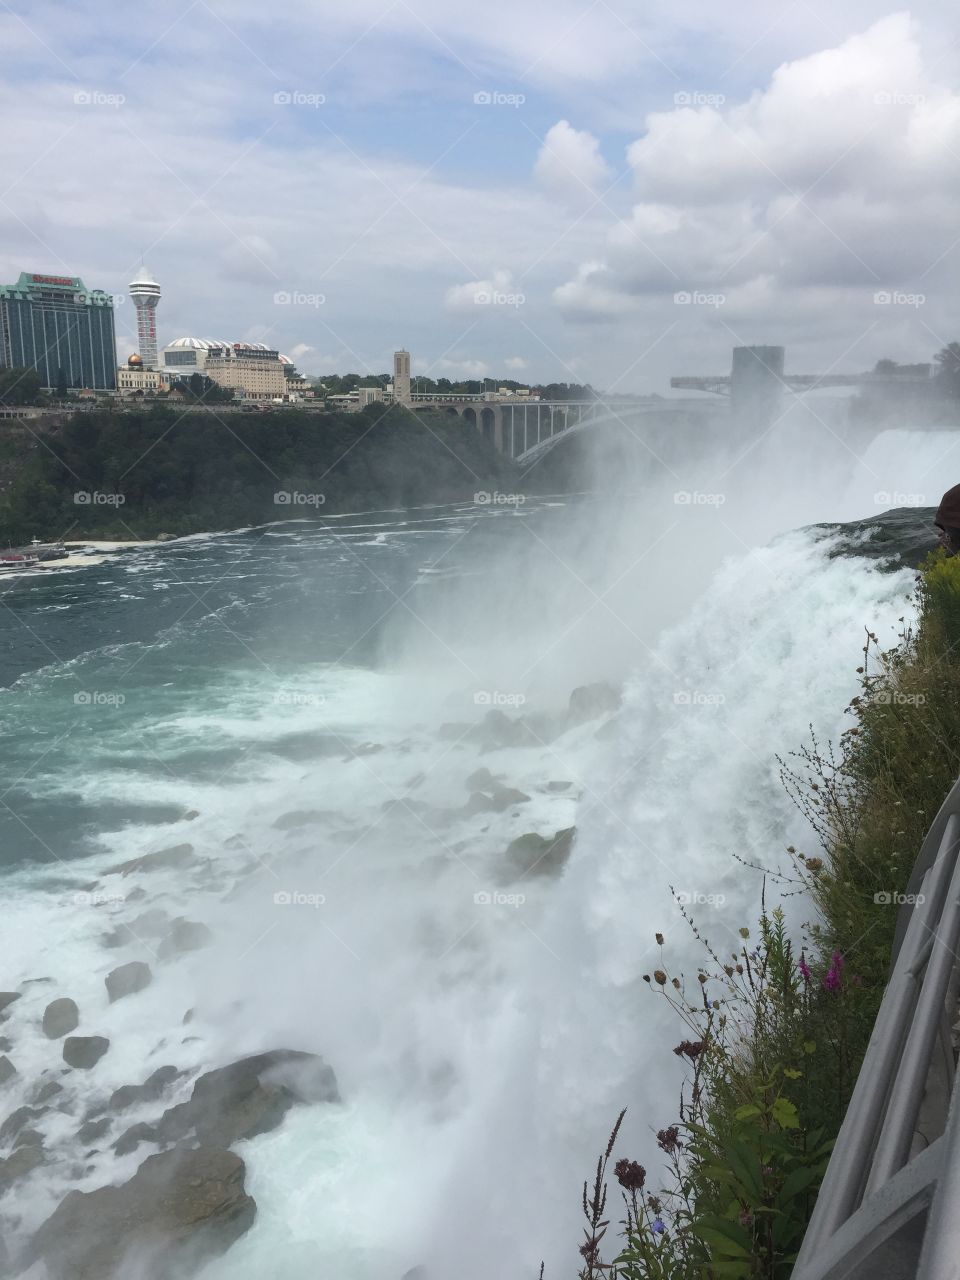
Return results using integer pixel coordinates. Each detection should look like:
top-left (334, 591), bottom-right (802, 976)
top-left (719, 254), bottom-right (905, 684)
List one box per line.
top-left (444, 269), bottom-right (517, 312)
top-left (534, 121), bottom-right (612, 200)
top-left (554, 12), bottom-right (960, 379)
top-left (504, 356), bottom-right (527, 370)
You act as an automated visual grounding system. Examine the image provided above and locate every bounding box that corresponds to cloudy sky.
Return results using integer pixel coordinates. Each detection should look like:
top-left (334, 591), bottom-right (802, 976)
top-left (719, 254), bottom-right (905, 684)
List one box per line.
top-left (2, 1), bottom-right (959, 389)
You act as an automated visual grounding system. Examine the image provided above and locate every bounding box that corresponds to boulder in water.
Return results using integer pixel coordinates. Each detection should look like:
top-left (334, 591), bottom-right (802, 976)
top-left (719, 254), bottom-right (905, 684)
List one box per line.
top-left (155, 1050), bottom-right (339, 1149)
top-left (77, 1117), bottom-right (111, 1146)
top-left (43, 997), bottom-right (79, 1040)
top-left (567, 682), bottom-right (621, 725)
top-left (103, 843), bottom-right (198, 877)
top-left (63, 1036), bottom-right (110, 1070)
top-left (27, 1145), bottom-right (255, 1279)
top-left (0, 993), bottom-right (21, 1020)
top-left (110, 1065), bottom-right (181, 1112)
top-left (0, 1057), bottom-right (15, 1088)
top-left (0, 1141), bottom-right (45, 1194)
top-left (0, 1105), bottom-right (44, 1146)
top-left (105, 961), bottom-right (152, 1003)
top-left (504, 827), bottom-right (576, 879)
top-left (157, 918), bottom-right (213, 961)
top-left (33, 1080), bottom-right (62, 1105)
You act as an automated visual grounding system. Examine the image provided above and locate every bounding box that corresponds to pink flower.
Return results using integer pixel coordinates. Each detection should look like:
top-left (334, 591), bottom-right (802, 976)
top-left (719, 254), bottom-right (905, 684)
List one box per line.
top-left (822, 952), bottom-right (844, 992)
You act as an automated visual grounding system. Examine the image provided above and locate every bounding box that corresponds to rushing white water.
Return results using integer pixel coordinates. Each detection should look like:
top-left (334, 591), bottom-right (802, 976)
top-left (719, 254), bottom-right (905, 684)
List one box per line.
top-left (0, 414), bottom-right (953, 1279)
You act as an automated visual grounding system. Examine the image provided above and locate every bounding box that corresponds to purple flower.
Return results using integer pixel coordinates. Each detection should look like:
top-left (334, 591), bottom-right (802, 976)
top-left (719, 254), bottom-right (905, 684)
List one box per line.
top-left (798, 954), bottom-right (812, 984)
top-left (822, 951), bottom-right (844, 992)
top-left (652, 1219), bottom-right (665, 1235)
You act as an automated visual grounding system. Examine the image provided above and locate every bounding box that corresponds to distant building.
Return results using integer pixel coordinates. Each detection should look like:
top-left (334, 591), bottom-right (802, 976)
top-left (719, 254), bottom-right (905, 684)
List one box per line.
top-left (116, 353), bottom-right (166, 396)
top-left (160, 336), bottom-right (230, 373)
top-left (0, 271), bottom-right (117, 390)
top-left (393, 349), bottom-right (411, 405)
top-left (128, 266), bottom-right (161, 369)
top-left (204, 343), bottom-right (287, 400)
top-left (358, 385), bottom-right (384, 407)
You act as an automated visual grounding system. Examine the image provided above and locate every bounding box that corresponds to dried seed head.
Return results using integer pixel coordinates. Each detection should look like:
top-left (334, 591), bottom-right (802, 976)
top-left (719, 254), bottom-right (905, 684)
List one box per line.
top-left (653, 970), bottom-right (667, 986)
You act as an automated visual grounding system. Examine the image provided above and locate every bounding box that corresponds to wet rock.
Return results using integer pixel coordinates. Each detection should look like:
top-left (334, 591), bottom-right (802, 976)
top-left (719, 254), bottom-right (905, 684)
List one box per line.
top-left (110, 1065), bottom-right (181, 1112)
top-left (28, 1145), bottom-right (255, 1279)
top-left (0, 1141), bottom-right (44, 1193)
top-left (466, 766), bottom-right (495, 792)
top-left (157, 919), bottom-right (213, 961)
top-left (155, 1050), bottom-right (339, 1149)
top-left (547, 780), bottom-right (573, 792)
top-left (272, 809), bottom-right (338, 830)
top-left (504, 827), bottom-right (576, 879)
top-left (0, 1037), bottom-right (10, 1053)
top-left (183, 809), bottom-right (200, 821)
top-left (113, 1120), bottom-right (158, 1156)
top-left (77, 1117), bottom-right (111, 1145)
top-left (105, 961), bottom-right (152, 1003)
top-left (33, 1080), bottom-right (63, 1105)
top-left (0, 1057), bottom-right (17, 1088)
top-left (401, 1269), bottom-right (430, 1280)
top-left (63, 1036), bottom-right (110, 1070)
top-left (0, 1105), bottom-right (43, 1146)
top-left (103, 843), bottom-right (198, 877)
top-left (0, 993), bottom-right (21, 1019)
top-left (567, 682), bottom-right (621, 725)
top-left (43, 998), bottom-right (80, 1040)
top-left (464, 783), bottom-right (531, 815)
top-left (14, 1127), bottom-right (43, 1149)
top-left (103, 909), bottom-right (173, 949)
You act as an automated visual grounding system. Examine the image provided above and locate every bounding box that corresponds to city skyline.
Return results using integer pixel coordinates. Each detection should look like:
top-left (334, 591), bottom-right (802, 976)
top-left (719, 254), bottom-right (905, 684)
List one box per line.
top-left (2, 4), bottom-right (959, 392)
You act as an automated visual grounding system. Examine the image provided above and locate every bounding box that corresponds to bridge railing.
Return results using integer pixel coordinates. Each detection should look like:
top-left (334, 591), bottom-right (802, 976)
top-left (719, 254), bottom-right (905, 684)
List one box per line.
top-left (792, 773), bottom-right (960, 1280)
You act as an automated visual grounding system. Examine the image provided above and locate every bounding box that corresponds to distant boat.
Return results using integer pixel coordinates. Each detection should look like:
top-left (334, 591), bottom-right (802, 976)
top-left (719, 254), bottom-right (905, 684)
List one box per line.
top-left (0, 538), bottom-right (68, 567)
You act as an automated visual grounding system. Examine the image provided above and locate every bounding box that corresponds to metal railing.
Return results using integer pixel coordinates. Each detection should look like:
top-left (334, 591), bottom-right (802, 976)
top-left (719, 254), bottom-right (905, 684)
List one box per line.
top-left (792, 775), bottom-right (960, 1280)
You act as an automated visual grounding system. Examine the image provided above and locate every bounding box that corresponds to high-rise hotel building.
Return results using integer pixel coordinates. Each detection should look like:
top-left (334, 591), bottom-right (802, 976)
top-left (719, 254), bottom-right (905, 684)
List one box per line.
top-left (0, 271), bottom-right (117, 390)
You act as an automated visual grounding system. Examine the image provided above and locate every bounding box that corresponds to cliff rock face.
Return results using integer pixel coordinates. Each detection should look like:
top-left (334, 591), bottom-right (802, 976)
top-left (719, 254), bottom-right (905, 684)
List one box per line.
top-left (28, 1146), bottom-right (256, 1280)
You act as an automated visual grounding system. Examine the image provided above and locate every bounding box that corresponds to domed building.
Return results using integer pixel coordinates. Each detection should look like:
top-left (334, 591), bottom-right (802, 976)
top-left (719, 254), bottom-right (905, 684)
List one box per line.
top-left (159, 337), bottom-right (231, 374)
top-left (116, 349), bottom-right (166, 397)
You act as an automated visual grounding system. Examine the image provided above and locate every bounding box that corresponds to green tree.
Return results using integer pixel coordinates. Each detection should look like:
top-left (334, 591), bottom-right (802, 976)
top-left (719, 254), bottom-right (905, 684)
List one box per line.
top-left (0, 366), bottom-right (42, 406)
top-left (934, 343), bottom-right (960, 397)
